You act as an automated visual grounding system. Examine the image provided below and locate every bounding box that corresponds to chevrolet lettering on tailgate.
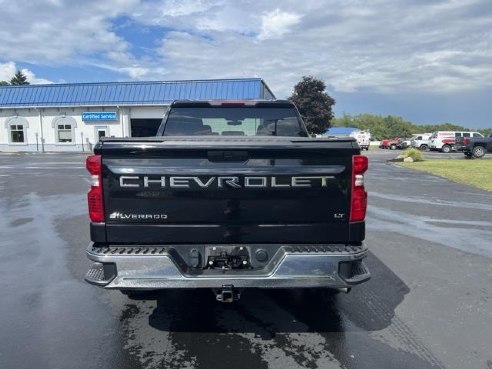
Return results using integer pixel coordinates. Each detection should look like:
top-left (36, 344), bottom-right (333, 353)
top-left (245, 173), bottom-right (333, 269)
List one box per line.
top-left (118, 175), bottom-right (335, 189)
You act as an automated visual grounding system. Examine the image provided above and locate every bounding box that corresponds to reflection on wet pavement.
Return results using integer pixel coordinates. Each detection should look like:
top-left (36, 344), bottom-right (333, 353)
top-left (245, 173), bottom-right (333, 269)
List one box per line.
top-left (118, 252), bottom-right (444, 369)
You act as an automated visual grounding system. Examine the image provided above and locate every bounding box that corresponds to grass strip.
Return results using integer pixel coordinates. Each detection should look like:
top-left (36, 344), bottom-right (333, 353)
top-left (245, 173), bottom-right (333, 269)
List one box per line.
top-left (400, 158), bottom-right (492, 192)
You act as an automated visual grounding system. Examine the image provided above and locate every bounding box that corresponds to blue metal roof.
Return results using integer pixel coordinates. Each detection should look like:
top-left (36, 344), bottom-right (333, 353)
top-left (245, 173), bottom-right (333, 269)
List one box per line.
top-left (0, 78), bottom-right (276, 108)
top-left (324, 127), bottom-right (359, 135)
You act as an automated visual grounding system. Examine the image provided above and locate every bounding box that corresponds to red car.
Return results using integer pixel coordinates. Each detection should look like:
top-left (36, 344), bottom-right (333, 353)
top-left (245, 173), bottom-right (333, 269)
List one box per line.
top-left (379, 138), bottom-right (400, 149)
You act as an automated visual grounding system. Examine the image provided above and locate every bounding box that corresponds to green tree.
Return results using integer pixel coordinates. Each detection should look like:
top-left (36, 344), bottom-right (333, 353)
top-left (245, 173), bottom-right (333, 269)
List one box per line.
top-left (477, 128), bottom-right (491, 136)
top-left (332, 113), bottom-right (487, 140)
top-left (0, 81), bottom-right (9, 86)
top-left (288, 76), bottom-right (335, 134)
top-left (333, 113), bottom-right (394, 140)
top-left (10, 70), bottom-right (29, 85)
top-left (384, 116), bottom-right (413, 138)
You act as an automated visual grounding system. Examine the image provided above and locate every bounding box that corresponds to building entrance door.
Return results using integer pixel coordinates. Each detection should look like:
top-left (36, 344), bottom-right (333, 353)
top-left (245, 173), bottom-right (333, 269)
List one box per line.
top-left (95, 126), bottom-right (108, 142)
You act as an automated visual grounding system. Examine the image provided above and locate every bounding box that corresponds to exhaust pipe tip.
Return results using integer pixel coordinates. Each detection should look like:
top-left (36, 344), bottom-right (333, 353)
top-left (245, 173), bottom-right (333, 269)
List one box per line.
top-left (335, 287), bottom-right (352, 294)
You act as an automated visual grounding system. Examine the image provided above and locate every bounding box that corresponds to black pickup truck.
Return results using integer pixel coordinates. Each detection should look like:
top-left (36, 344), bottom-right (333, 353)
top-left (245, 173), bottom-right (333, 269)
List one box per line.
top-left (456, 132), bottom-right (492, 158)
top-left (84, 100), bottom-right (370, 302)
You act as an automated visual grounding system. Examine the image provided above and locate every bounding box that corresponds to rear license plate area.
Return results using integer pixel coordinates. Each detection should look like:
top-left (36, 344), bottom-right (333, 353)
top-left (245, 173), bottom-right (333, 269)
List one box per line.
top-left (206, 246), bottom-right (251, 270)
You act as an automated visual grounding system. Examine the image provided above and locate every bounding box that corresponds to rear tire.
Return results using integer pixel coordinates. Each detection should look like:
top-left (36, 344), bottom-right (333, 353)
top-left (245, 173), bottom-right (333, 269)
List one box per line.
top-left (472, 146), bottom-right (485, 158)
top-left (419, 144), bottom-right (429, 151)
top-left (390, 144), bottom-right (396, 150)
top-left (442, 144), bottom-right (451, 153)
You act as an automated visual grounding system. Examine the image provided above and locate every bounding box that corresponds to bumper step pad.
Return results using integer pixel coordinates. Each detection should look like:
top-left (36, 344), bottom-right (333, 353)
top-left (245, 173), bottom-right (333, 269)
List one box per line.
top-left (85, 262), bottom-right (116, 286)
top-left (89, 246), bottom-right (169, 256)
top-left (339, 260), bottom-right (370, 284)
top-left (89, 244), bottom-right (366, 256)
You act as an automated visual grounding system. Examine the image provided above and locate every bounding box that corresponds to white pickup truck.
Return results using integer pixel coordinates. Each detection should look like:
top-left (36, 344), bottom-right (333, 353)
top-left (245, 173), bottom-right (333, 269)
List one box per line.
top-left (410, 133), bottom-right (431, 151)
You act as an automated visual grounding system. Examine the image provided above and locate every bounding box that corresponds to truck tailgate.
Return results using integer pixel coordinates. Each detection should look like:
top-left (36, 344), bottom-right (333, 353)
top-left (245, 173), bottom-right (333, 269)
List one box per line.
top-left (98, 137), bottom-right (359, 244)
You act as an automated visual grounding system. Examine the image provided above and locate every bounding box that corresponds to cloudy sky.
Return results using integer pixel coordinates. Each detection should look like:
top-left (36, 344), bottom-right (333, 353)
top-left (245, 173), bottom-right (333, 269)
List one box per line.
top-left (0, 0), bottom-right (491, 128)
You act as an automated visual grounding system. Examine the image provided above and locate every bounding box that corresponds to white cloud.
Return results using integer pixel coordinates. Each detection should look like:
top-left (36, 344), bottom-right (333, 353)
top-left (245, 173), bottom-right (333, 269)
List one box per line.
top-left (257, 9), bottom-right (302, 40)
top-left (148, 0), bottom-right (492, 96)
top-left (21, 68), bottom-right (54, 84)
top-left (119, 66), bottom-right (150, 79)
top-left (0, 0), bottom-right (138, 64)
top-left (0, 61), bottom-right (53, 84)
top-left (0, 0), bottom-right (491, 96)
top-left (0, 61), bottom-right (16, 82)
top-left (159, 0), bottom-right (214, 17)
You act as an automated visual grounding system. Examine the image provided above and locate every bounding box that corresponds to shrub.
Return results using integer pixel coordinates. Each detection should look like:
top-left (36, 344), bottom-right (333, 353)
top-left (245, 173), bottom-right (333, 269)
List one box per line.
top-left (402, 148), bottom-right (423, 162)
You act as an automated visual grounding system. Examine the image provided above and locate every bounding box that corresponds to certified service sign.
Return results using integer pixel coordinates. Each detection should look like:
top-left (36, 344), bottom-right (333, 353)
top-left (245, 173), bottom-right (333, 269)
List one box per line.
top-left (82, 112), bottom-right (117, 121)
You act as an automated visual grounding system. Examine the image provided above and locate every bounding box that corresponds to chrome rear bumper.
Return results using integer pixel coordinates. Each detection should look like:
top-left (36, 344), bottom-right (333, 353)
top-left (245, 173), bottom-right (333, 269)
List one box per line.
top-left (85, 243), bottom-right (370, 290)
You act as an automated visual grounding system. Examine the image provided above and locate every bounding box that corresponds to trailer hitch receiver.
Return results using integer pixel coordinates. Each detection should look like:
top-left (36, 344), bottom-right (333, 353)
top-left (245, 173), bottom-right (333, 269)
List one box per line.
top-left (214, 285), bottom-right (241, 303)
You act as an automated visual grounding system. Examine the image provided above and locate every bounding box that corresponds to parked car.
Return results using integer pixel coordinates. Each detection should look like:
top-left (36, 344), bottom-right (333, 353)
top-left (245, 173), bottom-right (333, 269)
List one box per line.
top-left (395, 138), bottom-right (410, 150)
top-left (379, 138), bottom-right (399, 149)
top-left (459, 132), bottom-right (492, 158)
top-left (411, 133), bottom-right (432, 151)
top-left (379, 138), bottom-right (389, 149)
top-left (429, 131), bottom-right (483, 153)
top-left (385, 138), bottom-right (409, 150)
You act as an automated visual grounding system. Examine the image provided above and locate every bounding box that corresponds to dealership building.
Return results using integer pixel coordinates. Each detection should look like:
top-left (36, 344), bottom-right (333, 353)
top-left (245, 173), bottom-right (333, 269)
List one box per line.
top-left (0, 78), bottom-right (275, 152)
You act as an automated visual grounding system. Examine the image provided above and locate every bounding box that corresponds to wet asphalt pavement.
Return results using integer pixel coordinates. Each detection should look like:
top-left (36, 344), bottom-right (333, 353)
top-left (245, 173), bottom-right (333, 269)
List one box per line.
top-left (0, 150), bottom-right (491, 369)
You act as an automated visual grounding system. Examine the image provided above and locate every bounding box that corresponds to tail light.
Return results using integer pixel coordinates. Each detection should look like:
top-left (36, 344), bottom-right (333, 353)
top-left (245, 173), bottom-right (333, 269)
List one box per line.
top-left (350, 155), bottom-right (368, 222)
top-left (86, 155), bottom-right (105, 222)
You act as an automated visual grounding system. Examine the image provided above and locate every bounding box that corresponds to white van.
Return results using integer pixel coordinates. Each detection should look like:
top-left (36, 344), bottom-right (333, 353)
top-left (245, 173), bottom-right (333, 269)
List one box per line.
top-left (429, 131), bottom-right (483, 153)
top-left (353, 130), bottom-right (371, 151)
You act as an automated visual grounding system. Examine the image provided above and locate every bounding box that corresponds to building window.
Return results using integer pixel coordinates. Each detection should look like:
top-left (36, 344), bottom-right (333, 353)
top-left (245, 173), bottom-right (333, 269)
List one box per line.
top-left (52, 116), bottom-right (77, 144)
top-left (5, 117), bottom-right (29, 144)
top-left (57, 124), bottom-right (73, 143)
top-left (10, 124), bottom-right (25, 143)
